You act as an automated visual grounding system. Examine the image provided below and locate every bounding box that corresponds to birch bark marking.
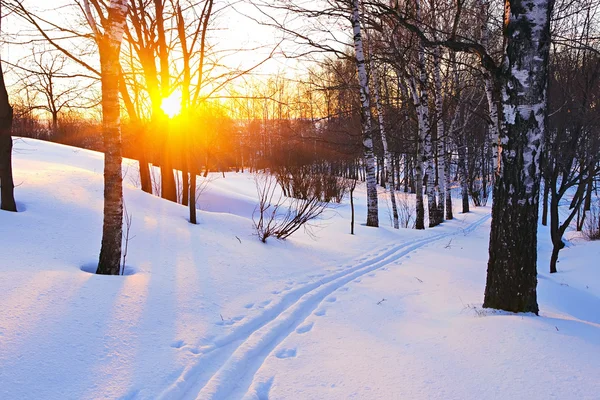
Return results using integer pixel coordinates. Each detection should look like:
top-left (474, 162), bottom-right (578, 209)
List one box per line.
top-left (415, 0), bottom-right (437, 228)
top-left (433, 45), bottom-right (445, 225)
top-left (351, 0), bottom-right (378, 227)
top-left (407, 75), bottom-right (425, 229)
top-left (483, 0), bottom-right (554, 313)
top-left (370, 59), bottom-right (399, 228)
top-left (479, 0), bottom-right (501, 178)
top-left (87, 0), bottom-right (128, 275)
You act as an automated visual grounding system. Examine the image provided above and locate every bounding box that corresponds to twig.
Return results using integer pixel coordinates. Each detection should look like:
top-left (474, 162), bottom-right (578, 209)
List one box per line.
top-left (377, 298), bottom-right (386, 305)
top-left (121, 203), bottom-right (133, 275)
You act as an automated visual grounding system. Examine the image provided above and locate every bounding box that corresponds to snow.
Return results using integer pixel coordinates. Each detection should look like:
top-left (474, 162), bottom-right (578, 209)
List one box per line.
top-left (1, 138), bottom-right (598, 399)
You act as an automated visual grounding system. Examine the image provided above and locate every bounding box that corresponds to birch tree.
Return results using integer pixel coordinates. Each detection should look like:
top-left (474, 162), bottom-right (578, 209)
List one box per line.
top-left (371, 60), bottom-right (399, 229)
top-left (483, 0), bottom-right (555, 313)
top-left (351, 0), bottom-right (379, 227)
top-left (82, 0), bottom-right (128, 275)
top-left (374, 0), bottom-right (554, 313)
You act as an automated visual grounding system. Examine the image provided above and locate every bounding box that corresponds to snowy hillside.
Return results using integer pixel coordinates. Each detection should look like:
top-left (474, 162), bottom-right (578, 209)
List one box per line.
top-left (0, 139), bottom-right (598, 399)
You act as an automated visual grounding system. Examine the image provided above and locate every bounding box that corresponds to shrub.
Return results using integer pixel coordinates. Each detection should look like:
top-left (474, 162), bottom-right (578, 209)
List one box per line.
top-left (273, 165), bottom-right (351, 203)
top-left (253, 173), bottom-right (329, 243)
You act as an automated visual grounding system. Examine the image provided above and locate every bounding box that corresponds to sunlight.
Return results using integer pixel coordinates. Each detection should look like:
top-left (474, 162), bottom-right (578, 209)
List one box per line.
top-left (160, 91), bottom-right (182, 118)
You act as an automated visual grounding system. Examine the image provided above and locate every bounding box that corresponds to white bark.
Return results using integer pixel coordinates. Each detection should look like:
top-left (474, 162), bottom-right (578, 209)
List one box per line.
top-left (407, 74), bottom-right (425, 229)
top-left (370, 59), bottom-right (399, 229)
top-left (479, 0), bottom-right (501, 177)
top-left (433, 45), bottom-right (445, 224)
top-left (415, 0), bottom-right (436, 227)
top-left (95, 0), bottom-right (128, 274)
top-left (351, 0), bottom-right (378, 227)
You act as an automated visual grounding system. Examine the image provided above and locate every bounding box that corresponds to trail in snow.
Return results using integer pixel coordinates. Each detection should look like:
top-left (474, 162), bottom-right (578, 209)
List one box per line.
top-left (159, 213), bottom-right (490, 400)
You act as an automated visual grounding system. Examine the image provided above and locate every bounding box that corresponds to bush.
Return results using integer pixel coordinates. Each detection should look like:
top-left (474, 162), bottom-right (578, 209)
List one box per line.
top-left (396, 192), bottom-right (416, 229)
top-left (273, 165), bottom-right (351, 203)
top-left (253, 173), bottom-right (329, 243)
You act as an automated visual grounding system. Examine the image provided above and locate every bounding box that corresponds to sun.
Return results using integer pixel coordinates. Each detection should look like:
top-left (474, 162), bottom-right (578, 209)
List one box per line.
top-left (160, 91), bottom-right (182, 118)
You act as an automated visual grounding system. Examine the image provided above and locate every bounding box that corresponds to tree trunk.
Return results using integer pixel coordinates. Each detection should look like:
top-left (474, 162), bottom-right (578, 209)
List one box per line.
top-left (370, 56), bottom-right (398, 229)
top-left (483, 0), bottom-right (554, 314)
top-left (350, 183), bottom-right (355, 235)
top-left (0, 58), bottom-right (15, 212)
top-left (433, 45), bottom-right (445, 225)
top-left (458, 142), bottom-right (470, 213)
top-left (189, 168), bottom-right (197, 224)
top-left (541, 176), bottom-right (549, 226)
top-left (182, 169), bottom-right (189, 206)
top-left (351, 0), bottom-right (378, 227)
top-left (160, 145), bottom-right (177, 202)
top-left (96, 0), bottom-right (128, 275)
top-left (445, 140), bottom-right (453, 220)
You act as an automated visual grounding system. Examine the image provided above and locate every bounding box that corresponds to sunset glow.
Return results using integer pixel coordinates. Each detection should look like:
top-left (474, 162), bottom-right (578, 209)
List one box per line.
top-left (160, 91), bottom-right (182, 118)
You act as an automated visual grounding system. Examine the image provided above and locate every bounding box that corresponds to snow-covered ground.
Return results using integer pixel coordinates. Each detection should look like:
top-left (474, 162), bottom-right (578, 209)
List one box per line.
top-left (0, 138), bottom-right (598, 399)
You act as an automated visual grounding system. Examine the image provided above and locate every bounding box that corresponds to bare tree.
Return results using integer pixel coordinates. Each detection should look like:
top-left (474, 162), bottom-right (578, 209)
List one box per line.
top-left (82, 0), bottom-right (128, 275)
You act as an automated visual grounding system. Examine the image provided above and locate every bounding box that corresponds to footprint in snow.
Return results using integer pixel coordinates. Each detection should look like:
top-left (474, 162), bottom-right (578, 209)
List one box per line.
top-left (368, 273), bottom-right (376, 277)
top-left (215, 315), bottom-right (244, 326)
top-left (188, 348), bottom-right (200, 355)
top-left (271, 290), bottom-right (281, 295)
top-left (259, 300), bottom-right (271, 307)
top-left (244, 303), bottom-right (255, 309)
top-left (170, 340), bottom-right (185, 349)
top-left (276, 348), bottom-right (297, 359)
top-left (338, 287), bottom-right (349, 292)
top-left (296, 322), bottom-right (314, 334)
top-left (325, 296), bottom-right (336, 303)
top-left (354, 278), bottom-right (362, 283)
top-left (314, 309), bottom-right (326, 317)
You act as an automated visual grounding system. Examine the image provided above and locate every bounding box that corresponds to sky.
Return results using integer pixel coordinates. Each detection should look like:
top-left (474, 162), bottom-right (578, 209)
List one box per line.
top-left (0, 0), bottom-right (353, 120)
top-left (1, 0), bottom-right (335, 84)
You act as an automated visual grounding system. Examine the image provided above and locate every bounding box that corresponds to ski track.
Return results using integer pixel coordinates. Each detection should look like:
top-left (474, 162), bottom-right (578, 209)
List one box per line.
top-left (159, 213), bottom-right (490, 400)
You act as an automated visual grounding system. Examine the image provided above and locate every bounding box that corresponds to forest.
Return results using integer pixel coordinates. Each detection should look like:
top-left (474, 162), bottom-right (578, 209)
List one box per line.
top-left (0, 0), bottom-right (598, 399)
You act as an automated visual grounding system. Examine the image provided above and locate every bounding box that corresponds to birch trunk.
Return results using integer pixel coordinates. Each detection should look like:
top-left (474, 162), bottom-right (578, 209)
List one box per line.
top-left (479, 0), bottom-right (502, 178)
top-left (95, 0), bottom-right (128, 275)
top-left (444, 139), bottom-right (453, 219)
top-left (407, 76), bottom-right (425, 229)
top-left (483, 0), bottom-right (554, 314)
top-left (370, 60), bottom-right (399, 229)
top-left (433, 45), bottom-right (445, 225)
top-left (415, 0), bottom-right (436, 228)
top-left (458, 139), bottom-right (470, 213)
top-left (351, 0), bottom-right (378, 227)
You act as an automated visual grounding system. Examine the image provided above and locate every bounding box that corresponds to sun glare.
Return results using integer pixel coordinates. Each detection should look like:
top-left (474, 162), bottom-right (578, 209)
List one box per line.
top-left (160, 91), bottom-right (182, 118)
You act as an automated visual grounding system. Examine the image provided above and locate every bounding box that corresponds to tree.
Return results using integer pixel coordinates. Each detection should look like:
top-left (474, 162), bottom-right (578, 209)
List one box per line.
top-left (351, 0), bottom-right (379, 227)
top-left (482, 0), bottom-right (554, 313)
top-left (14, 51), bottom-right (82, 133)
top-left (0, 3), bottom-right (16, 212)
top-left (82, 0), bottom-right (128, 275)
top-left (373, 0), bottom-right (552, 312)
